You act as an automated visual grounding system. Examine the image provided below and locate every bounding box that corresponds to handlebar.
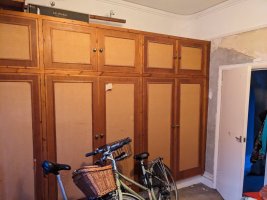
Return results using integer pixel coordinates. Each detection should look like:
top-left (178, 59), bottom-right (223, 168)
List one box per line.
top-left (85, 137), bottom-right (131, 158)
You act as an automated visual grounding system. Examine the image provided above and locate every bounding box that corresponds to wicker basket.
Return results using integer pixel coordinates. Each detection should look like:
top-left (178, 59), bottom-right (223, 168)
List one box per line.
top-left (110, 138), bottom-right (132, 160)
top-left (72, 165), bottom-right (116, 198)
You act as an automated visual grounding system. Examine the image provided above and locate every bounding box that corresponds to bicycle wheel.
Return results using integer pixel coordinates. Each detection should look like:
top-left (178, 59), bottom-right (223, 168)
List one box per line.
top-left (150, 159), bottom-right (178, 200)
top-left (122, 193), bottom-right (140, 200)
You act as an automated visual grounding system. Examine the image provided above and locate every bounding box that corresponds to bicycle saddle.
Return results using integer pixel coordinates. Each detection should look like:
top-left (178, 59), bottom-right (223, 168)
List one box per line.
top-left (134, 152), bottom-right (149, 161)
top-left (42, 160), bottom-right (71, 175)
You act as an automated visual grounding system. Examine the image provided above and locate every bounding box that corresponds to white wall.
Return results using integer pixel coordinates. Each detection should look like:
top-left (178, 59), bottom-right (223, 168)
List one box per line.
top-left (25, 0), bottom-right (192, 37)
top-left (188, 0), bottom-right (267, 40)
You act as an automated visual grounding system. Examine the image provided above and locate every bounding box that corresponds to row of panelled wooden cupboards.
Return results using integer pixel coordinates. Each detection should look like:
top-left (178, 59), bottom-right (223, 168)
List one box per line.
top-left (0, 10), bottom-right (210, 77)
top-left (0, 10), bottom-right (210, 200)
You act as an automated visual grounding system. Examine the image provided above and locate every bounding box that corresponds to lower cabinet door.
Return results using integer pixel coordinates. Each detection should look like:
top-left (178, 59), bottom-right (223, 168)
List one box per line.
top-left (0, 74), bottom-right (42, 200)
top-left (176, 78), bottom-right (206, 179)
top-left (144, 78), bottom-right (175, 170)
top-left (98, 77), bottom-right (141, 179)
top-left (46, 76), bottom-right (98, 200)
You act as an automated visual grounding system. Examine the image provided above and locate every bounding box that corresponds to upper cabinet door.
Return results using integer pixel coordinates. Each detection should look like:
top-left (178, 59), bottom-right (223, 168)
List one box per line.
top-left (0, 15), bottom-right (38, 67)
top-left (178, 40), bottom-right (207, 75)
top-left (43, 20), bottom-right (97, 70)
top-left (97, 29), bottom-right (140, 73)
top-left (144, 36), bottom-right (176, 74)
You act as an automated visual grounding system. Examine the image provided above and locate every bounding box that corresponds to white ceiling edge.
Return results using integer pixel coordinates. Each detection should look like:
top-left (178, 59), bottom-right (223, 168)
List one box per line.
top-left (191, 0), bottom-right (245, 19)
top-left (98, 0), bottom-right (245, 20)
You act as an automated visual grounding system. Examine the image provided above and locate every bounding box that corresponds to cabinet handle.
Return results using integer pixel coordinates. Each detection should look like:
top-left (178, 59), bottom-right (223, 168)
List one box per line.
top-left (171, 124), bottom-right (180, 128)
top-left (92, 48), bottom-right (97, 52)
top-left (95, 134), bottom-right (99, 139)
top-left (99, 48), bottom-right (104, 53)
top-left (100, 133), bottom-right (105, 138)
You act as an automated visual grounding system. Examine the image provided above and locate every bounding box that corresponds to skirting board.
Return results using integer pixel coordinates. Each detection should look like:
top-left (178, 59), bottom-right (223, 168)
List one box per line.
top-left (176, 171), bottom-right (214, 189)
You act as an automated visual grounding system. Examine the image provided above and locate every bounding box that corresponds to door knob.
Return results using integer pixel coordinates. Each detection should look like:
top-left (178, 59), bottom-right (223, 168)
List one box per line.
top-left (100, 133), bottom-right (104, 138)
top-left (171, 124), bottom-right (180, 128)
top-left (95, 134), bottom-right (99, 139)
top-left (92, 48), bottom-right (97, 52)
top-left (99, 48), bottom-right (104, 53)
top-left (235, 136), bottom-right (242, 143)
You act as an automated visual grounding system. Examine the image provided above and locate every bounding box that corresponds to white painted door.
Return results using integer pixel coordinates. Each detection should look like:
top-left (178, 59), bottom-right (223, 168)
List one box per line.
top-left (216, 66), bottom-right (251, 200)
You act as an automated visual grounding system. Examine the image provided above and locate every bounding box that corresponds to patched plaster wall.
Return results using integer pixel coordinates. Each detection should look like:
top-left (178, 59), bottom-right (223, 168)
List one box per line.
top-left (206, 27), bottom-right (267, 174)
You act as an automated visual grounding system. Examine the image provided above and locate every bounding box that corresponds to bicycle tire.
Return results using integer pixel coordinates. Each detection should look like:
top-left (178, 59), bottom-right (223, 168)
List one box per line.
top-left (150, 160), bottom-right (178, 200)
top-left (122, 193), bottom-right (140, 200)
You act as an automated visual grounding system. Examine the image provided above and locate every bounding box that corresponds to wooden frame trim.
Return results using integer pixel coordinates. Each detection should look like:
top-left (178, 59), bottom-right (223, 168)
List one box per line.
top-left (144, 36), bottom-right (176, 74)
top-left (0, 15), bottom-right (38, 67)
top-left (0, 74), bottom-right (42, 199)
top-left (143, 78), bottom-right (176, 173)
top-left (176, 78), bottom-right (205, 180)
top-left (43, 20), bottom-right (97, 70)
top-left (177, 40), bottom-right (205, 75)
top-left (45, 75), bottom-right (98, 200)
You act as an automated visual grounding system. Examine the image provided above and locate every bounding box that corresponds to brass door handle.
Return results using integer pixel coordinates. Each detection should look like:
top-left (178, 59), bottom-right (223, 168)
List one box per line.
top-left (99, 48), bottom-right (104, 53)
top-left (100, 133), bottom-right (104, 138)
top-left (235, 136), bottom-right (242, 143)
top-left (95, 134), bottom-right (99, 139)
top-left (92, 48), bottom-right (97, 52)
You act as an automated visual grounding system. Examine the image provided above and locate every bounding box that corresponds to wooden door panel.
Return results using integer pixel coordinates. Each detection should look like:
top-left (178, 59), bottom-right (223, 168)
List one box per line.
top-left (176, 79), bottom-right (205, 179)
top-left (145, 79), bottom-right (175, 168)
top-left (0, 75), bottom-right (41, 200)
top-left (144, 36), bottom-right (176, 73)
top-left (99, 78), bottom-right (140, 178)
top-left (43, 20), bottom-right (97, 70)
top-left (0, 15), bottom-right (38, 67)
top-left (98, 29), bottom-right (140, 73)
top-left (46, 76), bottom-right (97, 200)
top-left (178, 40), bottom-right (206, 75)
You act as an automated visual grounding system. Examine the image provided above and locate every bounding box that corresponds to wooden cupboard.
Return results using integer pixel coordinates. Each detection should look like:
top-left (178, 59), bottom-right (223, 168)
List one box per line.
top-left (0, 10), bottom-right (210, 200)
top-left (43, 20), bottom-right (140, 73)
top-left (0, 74), bottom-right (42, 200)
top-left (0, 15), bottom-right (38, 67)
top-left (144, 36), bottom-right (176, 74)
top-left (176, 78), bottom-right (207, 179)
top-left (144, 78), bottom-right (207, 179)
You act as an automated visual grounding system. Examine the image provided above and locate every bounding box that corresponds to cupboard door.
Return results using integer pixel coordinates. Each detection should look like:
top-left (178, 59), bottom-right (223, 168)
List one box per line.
top-left (144, 78), bottom-right (175, 170)
top-left (46, 76), bottom-right (98, 200)
top-left (0, 74), bottom-right (42, 200)
top-left (99, 77), bottom-right (141, 178)
top-left (176, 78), bottom-right (206, 179)
top-left (43, 20), bottom-right (97, 70)
top-left (178, 40), bottom-right (206, 75)
top-left (98, 29), bottom-right (140, 73)
top-left (0, 15), bottom-right (38, 67)
top-left (144, 36), bottom-right (176, 74)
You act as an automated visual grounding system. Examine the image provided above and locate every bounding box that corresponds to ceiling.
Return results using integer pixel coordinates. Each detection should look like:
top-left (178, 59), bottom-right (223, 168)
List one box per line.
top-left (123, 0), bottom-right (229, 15)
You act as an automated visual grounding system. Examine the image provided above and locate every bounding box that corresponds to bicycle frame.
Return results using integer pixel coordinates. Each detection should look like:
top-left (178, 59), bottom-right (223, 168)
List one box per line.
top-left (108, 154), bottom-right (157, 200)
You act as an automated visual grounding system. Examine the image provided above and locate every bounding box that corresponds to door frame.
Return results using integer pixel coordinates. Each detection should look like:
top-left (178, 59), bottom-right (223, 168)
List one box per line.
top-left (214, 61), bottom-right (267, 190)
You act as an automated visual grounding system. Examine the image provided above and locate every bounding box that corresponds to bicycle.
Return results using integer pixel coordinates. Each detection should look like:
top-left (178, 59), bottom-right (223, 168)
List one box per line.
top-left (41, 137), bottom-right (178, 200)
top-left (84, 137), bottom-right (178, 200)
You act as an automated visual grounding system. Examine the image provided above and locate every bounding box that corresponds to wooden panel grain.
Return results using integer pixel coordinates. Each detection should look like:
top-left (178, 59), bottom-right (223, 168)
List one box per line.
top-left (148, 83), bottom-right (172, 168)
top-left (180, 46), bottom-right (202, 70)
top-left (0, 82), bottom-right (34, 200)
top-left (0, 15), bottom-right (38, 67)
top-left (179, 83), bottom-right (201, 171)
top-left (105, 36), bottom-right (135, 67)
top-left (106, 83), bottom-right (135, 177)
top-left (0, 23), bottom-right (30, 60)
top-left (52, 29), bottom-right (91, 64)
top-left (147, 42), bottom-right (173, 69)
top-left (54, 82), bottom-right (93, 200)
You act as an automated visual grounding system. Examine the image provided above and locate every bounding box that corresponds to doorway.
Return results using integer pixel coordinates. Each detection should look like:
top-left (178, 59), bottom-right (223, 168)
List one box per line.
top-left (243, 70), bottom-right (267, 192)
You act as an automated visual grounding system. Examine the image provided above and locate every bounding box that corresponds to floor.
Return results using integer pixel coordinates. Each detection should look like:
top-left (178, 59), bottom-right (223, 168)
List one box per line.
top-left (178, 183), bottom-right (223, 200)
